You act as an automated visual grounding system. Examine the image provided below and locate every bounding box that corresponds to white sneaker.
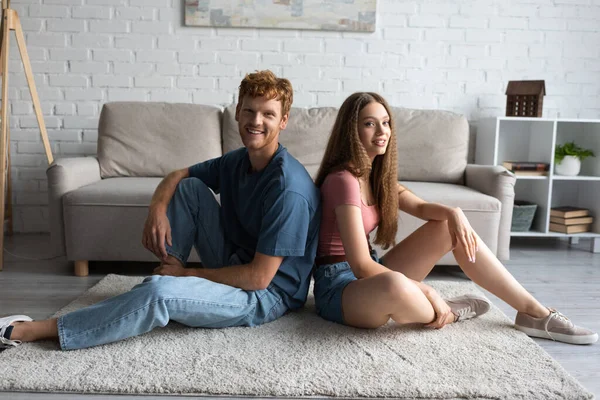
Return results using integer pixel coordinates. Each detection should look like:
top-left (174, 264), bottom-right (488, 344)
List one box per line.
top-left (0, 315), bottom-right (32, 349)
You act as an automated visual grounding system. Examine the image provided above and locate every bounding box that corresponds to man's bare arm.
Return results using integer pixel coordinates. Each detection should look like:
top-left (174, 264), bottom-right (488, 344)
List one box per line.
top-left (150, 168), bottom-right (190, 212)
top-left (156, 252), bottom-right (284, 291)
top-left (142, 168), bottom-right (190, 259)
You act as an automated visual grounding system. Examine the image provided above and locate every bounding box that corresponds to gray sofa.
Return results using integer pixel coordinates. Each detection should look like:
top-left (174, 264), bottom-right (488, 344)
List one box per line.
top-left (47, 102), bottom-right (516, 277)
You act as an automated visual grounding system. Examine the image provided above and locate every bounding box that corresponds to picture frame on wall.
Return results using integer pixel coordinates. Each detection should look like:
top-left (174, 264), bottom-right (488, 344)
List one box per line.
top-left (185, 0), bottom-right (377, 32)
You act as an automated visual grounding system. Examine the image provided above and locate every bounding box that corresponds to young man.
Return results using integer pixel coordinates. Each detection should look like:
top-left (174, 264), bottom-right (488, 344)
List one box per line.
top-left (0, 70), bottom-right (321, 351)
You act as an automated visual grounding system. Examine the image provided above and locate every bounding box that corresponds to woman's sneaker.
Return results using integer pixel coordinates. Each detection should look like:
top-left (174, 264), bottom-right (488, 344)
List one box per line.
top-left (515, 308), bottom-right (598, 345)
top-left (0, 315), bottom-right (32, 349)
top-left (446, 295), bottom-right (491, 321)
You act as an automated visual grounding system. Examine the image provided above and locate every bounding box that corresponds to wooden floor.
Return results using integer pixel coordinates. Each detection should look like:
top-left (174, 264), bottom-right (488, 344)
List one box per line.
top-left (0, 233), bottom-right (598, 399)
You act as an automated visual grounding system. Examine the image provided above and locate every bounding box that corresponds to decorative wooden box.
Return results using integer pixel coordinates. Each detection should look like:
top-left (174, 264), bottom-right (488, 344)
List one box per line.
top-left (505, 80), bottom-right (545, 117)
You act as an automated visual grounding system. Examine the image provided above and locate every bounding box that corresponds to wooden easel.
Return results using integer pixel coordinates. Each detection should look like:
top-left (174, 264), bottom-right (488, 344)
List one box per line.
top-left (0, 0), bottom-right (54, 271)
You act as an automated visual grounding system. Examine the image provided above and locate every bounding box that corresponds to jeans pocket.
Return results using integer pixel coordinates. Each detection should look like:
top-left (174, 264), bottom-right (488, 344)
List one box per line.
top-left (264, 296), bottom-right (286, 324)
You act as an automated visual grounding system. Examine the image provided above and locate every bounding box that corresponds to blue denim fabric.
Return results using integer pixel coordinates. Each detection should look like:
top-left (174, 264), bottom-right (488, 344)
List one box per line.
top-left (313, 251), bottom-right (379, 325)
top-left (164, 177), bottom-right (243, 268)
top-left (57, 179), bottom-right (287, 350)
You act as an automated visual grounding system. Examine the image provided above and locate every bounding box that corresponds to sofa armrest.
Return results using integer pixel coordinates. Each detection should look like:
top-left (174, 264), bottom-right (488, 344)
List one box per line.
top-left (464, 164), bottom-right (516, 261)
top-left (46, 157), bottom-right (102, 257)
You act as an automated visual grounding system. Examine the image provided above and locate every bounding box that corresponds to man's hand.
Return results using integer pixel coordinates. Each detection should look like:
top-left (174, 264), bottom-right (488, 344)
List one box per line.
top-left (424, 289), bottom-right (456, 329)
top-left (142, 209), bottom-right (172, 261)
top-left (153, 264), bottom-right (187, 277)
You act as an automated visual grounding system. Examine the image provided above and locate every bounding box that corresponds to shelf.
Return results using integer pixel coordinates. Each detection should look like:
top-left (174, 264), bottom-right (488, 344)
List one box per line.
top-left (477, 117), bottom-right (600, 252)
top-left (545, 232), bottom-right (600, 238)
top-left (497, 116), bottom-right (555, 122)
top-left (511, 230), bottom-right (548, 237)
top-left (511, 231), bottom-right (600, 238)
top-left (514, 175), bottom-right (548, 180)
top-left (552, 175), bottom-right (600, 181)
top-left (556, 118), bottom-right (600, 124)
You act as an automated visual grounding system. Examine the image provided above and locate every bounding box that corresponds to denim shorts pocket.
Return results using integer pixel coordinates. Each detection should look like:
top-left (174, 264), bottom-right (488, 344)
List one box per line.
top-left (323, 262), bottom-right (352, 278)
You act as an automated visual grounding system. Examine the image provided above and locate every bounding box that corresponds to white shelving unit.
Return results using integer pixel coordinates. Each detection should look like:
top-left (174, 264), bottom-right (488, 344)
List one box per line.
top-left (477, 117), bottom-right (600, 253)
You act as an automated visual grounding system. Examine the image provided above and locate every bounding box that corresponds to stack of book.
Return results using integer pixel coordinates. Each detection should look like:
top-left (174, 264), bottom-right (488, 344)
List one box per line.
top-left (549, 207), bottom-right (593, 234)
top-left (502, 161), bottom-right (550, 176)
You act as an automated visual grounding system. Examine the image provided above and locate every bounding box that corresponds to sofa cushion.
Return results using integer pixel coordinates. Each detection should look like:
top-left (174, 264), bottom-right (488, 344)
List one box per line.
top-left (222, 104), bottom-right (337, 179)
top-left (63, 177), bottom-right (161, 206)
top-left (392, 108), bottom-right (469, 184)
top-left (98, 102), bottom-right (223, 178)
top-left (61, 177), bottom-right (203, 262)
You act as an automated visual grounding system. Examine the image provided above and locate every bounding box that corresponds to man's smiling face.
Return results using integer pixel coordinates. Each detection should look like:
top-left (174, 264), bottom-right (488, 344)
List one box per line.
top-left (235, 95), bottom-right (289, 154)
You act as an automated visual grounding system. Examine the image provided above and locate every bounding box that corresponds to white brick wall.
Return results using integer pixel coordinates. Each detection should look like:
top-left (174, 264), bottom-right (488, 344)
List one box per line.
top-left (3, 0), bottom-right (600, 232)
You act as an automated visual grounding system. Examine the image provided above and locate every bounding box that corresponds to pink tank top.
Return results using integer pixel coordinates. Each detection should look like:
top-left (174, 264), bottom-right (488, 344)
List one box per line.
top-left (317, 170), bottom-right (380, 256)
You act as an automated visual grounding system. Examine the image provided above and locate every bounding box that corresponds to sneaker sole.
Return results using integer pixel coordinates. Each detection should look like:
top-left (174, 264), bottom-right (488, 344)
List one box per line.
top-left (515, 325), bottom-right (599, 345)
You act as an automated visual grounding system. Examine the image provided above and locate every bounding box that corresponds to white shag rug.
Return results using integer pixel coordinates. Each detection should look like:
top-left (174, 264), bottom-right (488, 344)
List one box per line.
top-left (0, 274), bottom-right (593, 399)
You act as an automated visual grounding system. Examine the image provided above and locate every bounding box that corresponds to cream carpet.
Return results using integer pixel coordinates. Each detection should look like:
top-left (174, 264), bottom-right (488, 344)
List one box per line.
top-left (0, 274), bottom-right (593, 399)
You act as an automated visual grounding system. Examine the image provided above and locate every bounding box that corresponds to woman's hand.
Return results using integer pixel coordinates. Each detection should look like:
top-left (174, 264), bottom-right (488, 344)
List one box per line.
top-left (447, 207), bottom-right (478, 263)
top-left (424, 289), bottom-right (455, 329)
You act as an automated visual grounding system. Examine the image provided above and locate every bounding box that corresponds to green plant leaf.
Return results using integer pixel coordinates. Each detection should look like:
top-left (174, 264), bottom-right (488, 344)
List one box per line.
top-left (555, 141), bottom-right (595, 163)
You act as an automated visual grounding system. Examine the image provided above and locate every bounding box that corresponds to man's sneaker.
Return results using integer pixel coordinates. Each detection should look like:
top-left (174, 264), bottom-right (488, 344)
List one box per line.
top-left (515, 308), bottom-right (598, 345)
top-left (0, 315), bottom-right (32, 349)
top-left (446, 294), bottom-right (491, 321)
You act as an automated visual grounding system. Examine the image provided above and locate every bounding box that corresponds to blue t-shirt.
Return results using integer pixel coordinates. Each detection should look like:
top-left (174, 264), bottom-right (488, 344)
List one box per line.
top-left (188, 144), bottom-right (321, 310)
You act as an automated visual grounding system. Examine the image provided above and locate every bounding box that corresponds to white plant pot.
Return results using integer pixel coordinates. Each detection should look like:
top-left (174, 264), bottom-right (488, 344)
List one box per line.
top-left (555, 155), bottom-right (581, 176)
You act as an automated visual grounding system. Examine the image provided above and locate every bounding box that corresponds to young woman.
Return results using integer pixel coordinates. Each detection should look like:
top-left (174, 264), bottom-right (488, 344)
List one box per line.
top-left (312, 92), bottom-right (597, 345)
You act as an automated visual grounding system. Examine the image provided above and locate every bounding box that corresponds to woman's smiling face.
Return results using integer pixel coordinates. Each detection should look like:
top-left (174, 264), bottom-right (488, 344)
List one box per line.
top-left (357, 102), bottom-right (391, 161)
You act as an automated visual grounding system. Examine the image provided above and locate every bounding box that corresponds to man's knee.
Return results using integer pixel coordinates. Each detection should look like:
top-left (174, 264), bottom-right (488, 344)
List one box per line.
top-left (139, 276), bottom-right (178, 300)
top-left (176, 177), bottom-right (212, 200)
top-left (171, 178), bottom-right (218, 216)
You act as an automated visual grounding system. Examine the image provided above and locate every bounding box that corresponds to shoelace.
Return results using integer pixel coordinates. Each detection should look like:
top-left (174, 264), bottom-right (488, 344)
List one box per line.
top-left (455, 306), bottom-right (473, 321)
top-left (552, 310), bottom-right (571, 324)
top-left (542, 309), bottom-right (571, 341)
top-left (0, 336), bottom-right (21, 347)
top-left (0, 326), bottom-right (21, 347)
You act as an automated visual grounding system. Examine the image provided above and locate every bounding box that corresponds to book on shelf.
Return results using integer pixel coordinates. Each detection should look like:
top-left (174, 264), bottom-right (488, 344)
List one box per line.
top-left (550, 207), bottom-right (590, 219)
top-left (549, 216), bottom-right (594, 225)
top-left (512, 170), bottom-right (548, 176)
top-left (549, 223), bottom-right (591, 234)
top-left (502, 161), bottom-right (550, 171)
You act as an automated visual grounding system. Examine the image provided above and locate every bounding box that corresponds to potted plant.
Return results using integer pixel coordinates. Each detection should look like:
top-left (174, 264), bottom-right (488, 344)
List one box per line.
top-left (554, 141), bottom-right (595, 176)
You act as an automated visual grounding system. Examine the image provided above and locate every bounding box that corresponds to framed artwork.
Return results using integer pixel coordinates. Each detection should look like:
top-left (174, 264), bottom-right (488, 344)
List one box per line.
top-left (185, 0), bottom-right (377, 32)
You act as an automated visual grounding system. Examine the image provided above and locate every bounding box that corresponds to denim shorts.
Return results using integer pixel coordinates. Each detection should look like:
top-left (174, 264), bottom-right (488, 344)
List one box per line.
top-left (313, 251), bottom-right (379, 325)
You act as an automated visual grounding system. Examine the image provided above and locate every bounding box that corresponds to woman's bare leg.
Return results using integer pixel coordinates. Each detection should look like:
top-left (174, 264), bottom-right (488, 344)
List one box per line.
top-left (381, 220), bottom-right (549, 318)
top-left (341, 271), bottom-right (436, 328)
top-left (10, 319), bottom-right (59, 342)
top-left (380, 220), bottom-right (451, 281)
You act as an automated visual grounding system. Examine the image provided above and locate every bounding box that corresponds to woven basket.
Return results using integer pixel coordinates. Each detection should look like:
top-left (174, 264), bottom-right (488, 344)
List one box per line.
top-left (511, 201), bottom-right (538, 232)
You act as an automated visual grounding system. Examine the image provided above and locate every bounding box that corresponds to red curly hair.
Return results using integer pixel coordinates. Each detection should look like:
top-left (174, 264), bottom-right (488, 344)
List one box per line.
top-left (238, 70), bottom-right (293, 116)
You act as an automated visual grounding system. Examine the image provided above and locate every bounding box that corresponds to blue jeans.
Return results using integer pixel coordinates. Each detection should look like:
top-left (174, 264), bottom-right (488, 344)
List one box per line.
top-left (58, 178), bottom-right (288, 350)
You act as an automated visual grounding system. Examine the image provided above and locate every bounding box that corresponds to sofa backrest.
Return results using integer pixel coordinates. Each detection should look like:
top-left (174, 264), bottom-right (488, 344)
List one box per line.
top-left (98, 102), bottom-right (222, 178)
top-left (392, 108), bottom-right (469, 184)
top-left (223, 103), bottom-right (468, 183)
top-left (222, 104), bottom-right (337, 179)
top-left (96, 102), bottom-right (469, 183)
